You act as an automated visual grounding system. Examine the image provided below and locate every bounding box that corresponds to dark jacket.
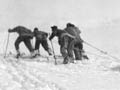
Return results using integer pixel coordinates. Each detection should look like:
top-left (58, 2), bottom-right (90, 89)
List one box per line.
top-left (9, 26), bottom-right (34, 38)
top-left (34, 30), bottom-right (48, 40)
top-left (49, 29), bottom-right (75, 46)
top-left (64, 26), bottom-right (82, 41)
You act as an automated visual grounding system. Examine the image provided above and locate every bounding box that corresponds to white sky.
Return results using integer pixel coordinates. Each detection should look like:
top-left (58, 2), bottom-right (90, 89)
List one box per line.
top-left (0, 0), bottom-right (120, 31)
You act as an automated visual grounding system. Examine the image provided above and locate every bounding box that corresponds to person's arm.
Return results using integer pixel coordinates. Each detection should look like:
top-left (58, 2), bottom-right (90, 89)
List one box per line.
top-left (49, 33), bottom-right (55, 40)
top-left (42, 32), bottom-right (48, 38)
top-left (41, 31), bottom-right (48, 37)
top-left (8, 28), bottom-right (17, 33)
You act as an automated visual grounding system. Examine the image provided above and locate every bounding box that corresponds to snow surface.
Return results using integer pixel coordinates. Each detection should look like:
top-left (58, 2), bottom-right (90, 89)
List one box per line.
top-left (0, 54), bottom-right (120, 90)
top-left (1, 21), bottom-right (120, 90)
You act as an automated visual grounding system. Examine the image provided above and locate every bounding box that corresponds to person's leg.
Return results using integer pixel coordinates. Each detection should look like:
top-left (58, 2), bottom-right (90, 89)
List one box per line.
top-left (23, 37), bottom-right (34, 57)
top-left (74, 47), bottom-right (82, 60)
top-left (60, 46), bottom-right (69, 64)
top-left (81, 49), bottom-right (89, 60)
top-left (41, 40), bottom-right (52, 55)
top-left (74, 42), bottom-right (82, 60)
top-left (67, 38), bottom-right (75, 63)
top-left (34, 39), bottom-right (41, 56)
top-left (14, 36), bottom-right (23, 58)
top-left (77, 41), bottom-right (89, 60)
top-left (61, 36), bottom-right (71, 64)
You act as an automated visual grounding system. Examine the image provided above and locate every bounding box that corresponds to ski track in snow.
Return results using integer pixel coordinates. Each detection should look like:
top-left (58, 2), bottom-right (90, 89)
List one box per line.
top-left (0, 56), bottom-right (62, 90)
top-left (0, 55), bottom-right (120, 90)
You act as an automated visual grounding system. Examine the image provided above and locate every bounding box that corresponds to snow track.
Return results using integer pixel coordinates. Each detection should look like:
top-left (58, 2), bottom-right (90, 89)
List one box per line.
top-left (0, 56), bottom-right (62, 90)
top-left (0, 55), bottom-right (120, 90)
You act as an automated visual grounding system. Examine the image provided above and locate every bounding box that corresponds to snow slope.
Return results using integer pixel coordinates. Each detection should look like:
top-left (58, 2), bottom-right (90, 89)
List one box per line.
top-left (0, 19), bottom-right (120, 90)
top-left (1, 54), bottom-right (120, 90)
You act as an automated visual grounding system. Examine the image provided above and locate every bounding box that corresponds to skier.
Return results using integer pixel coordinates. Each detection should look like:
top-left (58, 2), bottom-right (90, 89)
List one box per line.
top-left (64, 23), bottom-right (89, 60)
top-left (49, 25), bottom-right (75, 64)
top-left (8, 26), bottom-right (35, 58)
top-left (33, 27), bottom-right (52, 56)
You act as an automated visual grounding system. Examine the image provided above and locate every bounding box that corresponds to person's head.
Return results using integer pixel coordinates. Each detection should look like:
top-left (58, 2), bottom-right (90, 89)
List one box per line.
top-left (66, 23), bottom-right (75, 27)
top-left (51, 25), bottom-right (58, 31)
top-left (33, 27), bottom-right (38, 33)
top-left (49, 25), bottom-right (58, 40)
top-left (51, 25), bottom-right (58, 34)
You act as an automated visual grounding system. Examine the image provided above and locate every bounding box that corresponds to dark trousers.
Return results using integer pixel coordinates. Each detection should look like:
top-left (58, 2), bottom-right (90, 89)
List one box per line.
top-left (15, 36), bottom-right (34, 52)
top-left (74, 41), bottom-right (83, 60)
top-left (35, 39), bottom-right (49, 51)
top-left (60, 36), bottom-right (74, 60)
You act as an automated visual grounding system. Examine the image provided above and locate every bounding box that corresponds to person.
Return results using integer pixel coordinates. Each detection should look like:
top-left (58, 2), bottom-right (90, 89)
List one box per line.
top-left (64, 23), bottom-right (89, 60)
top-left (49, 26), bottom-right (75, 64)
top-left (8, 26), bottom-right (35, 58)
top-left (33, 27), bottom-right (52, 56)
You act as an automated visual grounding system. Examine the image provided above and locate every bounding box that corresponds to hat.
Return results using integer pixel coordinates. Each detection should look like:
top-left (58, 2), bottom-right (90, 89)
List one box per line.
top-left (33, 27), bottom-right (38, 32)
top-left (34, 27), bottom-right (38, 31)
top-left (51, 25), bottom-right (57, 29)
top-left (67, 23), bottom-right (75, 27)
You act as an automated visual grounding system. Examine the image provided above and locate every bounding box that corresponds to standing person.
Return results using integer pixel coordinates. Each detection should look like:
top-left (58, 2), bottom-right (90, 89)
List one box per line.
top-left (64, 23), bottom-right (88, 60)
top-left (49, 26), bottom-right (75, 64)
top-left (8, 26), bottom-right (35, 58)
top-left (33, 27), bottom-right (52, 56)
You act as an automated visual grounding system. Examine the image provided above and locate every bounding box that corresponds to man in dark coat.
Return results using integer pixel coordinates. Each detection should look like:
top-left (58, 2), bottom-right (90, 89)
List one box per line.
top-left (33, 27), bottom-right (52, 56)
top-left (49, 26), bottom-right (75, 64)
top-left (8, 26), bottom-right (35, 58)
top-left (64, 23), bottom-right (88, 60)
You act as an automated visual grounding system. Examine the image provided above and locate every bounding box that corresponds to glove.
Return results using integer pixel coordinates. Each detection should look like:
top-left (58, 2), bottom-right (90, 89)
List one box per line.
top-left (49, 37), bottom-right (51, 40)
top-left (8, 29), bottom-right (10, 32)
top-left (49, 36), bottom-right (52, 40)
top-left (8, 29), bottom-right (12, 33)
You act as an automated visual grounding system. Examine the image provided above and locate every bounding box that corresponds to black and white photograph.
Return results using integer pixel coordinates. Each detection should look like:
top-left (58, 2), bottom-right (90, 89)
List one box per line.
top-left (0, 0), bottom-right (120, 90)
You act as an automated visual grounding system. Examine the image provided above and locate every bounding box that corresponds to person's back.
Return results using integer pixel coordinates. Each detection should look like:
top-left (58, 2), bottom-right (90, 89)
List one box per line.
top-left (9, 26), bottom-right (34, 38)
top-left (65, 26), bottom-right (80, 36)
top-left (33, 27), bottom-right (52, 56)
top-left (64, 23), bottom-right (82, 41)
top-left (8, 26), bottom-right (35, 58)
top-left (34, 29), bottom-right (48, 40)
top-left (64, 23), bottom-right (84, 60)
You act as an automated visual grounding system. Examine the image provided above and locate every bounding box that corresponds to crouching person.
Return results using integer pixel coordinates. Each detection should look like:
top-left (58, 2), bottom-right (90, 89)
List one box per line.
top-left (49, 26), bottom-right (75, 64)
top-left (8, 26), bottom-right (35, 58)
top-left (33, 27), bottom-right (52, 57)
top-left (64, 23), bottom-right (89, 60)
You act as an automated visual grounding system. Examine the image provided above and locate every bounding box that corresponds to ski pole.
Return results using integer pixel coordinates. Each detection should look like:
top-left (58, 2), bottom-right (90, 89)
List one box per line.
top-left (50, 40), bottom-right (57, 65)
top-left (48, 33), bottom-right (57, 65)
top-left (4, 32), bottom-right (10, 58)
top-left (83, 41), bottom-right (120, 61)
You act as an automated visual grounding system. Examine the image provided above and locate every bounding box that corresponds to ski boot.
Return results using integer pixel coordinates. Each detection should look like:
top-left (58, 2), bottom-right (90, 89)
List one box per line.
top-left (30, 51), bottom-right (36, 58)
top-left (16, 50), bottom-right (21, 58)
top-left (16, 53), bottom-right (21, 58)
top-left (63, 56), bottom-right (69, 64)
top-left (33, 50), bottom-right (41, 57)
top-left (47, 49), bottom-right (52, 56)
top-left (82, 50), bottom-right (89, 60)
top-left (82, 55), bottom-right (89, 60)
top-left (69, 57), bottom-right (74, 63)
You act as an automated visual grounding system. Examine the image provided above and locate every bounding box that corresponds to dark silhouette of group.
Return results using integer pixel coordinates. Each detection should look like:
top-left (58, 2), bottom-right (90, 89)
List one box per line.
top-left (8, 23), bottom-right (88, 64)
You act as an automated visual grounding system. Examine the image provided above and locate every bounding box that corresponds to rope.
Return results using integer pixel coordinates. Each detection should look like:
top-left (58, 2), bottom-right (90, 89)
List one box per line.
top-left (83, 41), bottom-right (120, 61)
